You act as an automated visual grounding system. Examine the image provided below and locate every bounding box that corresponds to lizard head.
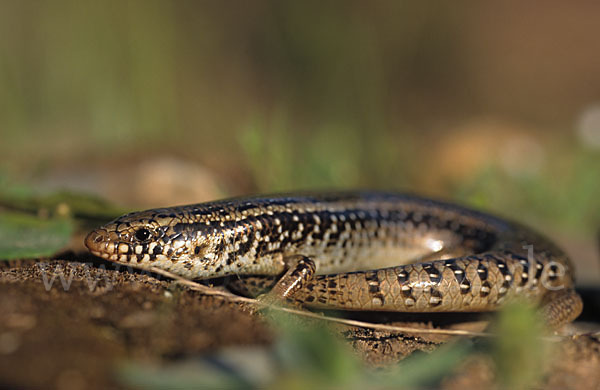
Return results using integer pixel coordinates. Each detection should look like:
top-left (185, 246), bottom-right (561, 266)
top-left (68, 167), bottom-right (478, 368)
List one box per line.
top-left (84, 208), bottom-right (221, 278)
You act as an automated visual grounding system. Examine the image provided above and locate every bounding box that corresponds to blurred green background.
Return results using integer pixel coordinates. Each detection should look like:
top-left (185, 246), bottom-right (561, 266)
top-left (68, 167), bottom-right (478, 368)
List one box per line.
top-left (1, 1), bottom-right (599, 278)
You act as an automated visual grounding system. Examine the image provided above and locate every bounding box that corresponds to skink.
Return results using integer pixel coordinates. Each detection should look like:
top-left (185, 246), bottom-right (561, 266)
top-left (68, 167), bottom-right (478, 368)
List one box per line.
top-left (85, 192), bottom-right (582, 326)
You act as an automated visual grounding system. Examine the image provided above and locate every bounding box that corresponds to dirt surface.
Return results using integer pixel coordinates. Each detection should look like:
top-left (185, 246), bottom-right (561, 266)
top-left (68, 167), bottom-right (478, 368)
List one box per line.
top-left (0, 257), bottom-right (271, 389)
top-left (1, 256), bottom-right (599, 389)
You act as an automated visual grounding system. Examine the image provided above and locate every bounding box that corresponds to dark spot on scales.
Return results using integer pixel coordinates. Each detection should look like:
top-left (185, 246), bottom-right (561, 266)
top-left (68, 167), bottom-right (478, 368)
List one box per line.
top-left (232, 239), bottom-right (253, 258)
top-left (445, 260), bottom-right (467, 285)
top-left (423, 263), bottom-right (441, 284)
top-left (327, 231), bottom-right (340, 245)
top-left (480, 281), bottom-right (491, 297)
top-left (477, 263), bottom-right (488, 281)
top-left (498, 281), bottom-right (510, 298)
top-left (520, 264), bottom-right (529, 286)
top-left (460, 279), bottom-right (471, 294)
top-left (396, 271), bottom-right (407, 284)
top-left (534, 261), bottom-right (544, 281)
top-left (548, 263), bottom-right (559, 281)
top-left (429, 289), bottom-right (443, 306)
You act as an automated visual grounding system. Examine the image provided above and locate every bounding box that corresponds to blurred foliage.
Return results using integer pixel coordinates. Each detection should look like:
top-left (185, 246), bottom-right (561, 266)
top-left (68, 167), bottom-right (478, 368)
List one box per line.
top-left (238, 113), bottom-right (411, 191)
top-left (0, 211), bottom-right (73, 260)
top-left (455, 147), bottom-right (600, 232)
top-left (268, 311), bottom-right (363, 387)
top-left (117, 360), bottom-right (251, 390)
top-left (489, 302), bottom-right (550, 389)
top-left (0, 176), bottom-right (129, 221)
top-left (0, 175), bottom-right (127, 260)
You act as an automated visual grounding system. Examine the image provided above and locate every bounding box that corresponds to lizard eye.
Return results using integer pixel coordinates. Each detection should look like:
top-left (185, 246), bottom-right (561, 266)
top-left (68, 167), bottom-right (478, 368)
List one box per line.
top-left (134, 228), bottom-right (152, 242)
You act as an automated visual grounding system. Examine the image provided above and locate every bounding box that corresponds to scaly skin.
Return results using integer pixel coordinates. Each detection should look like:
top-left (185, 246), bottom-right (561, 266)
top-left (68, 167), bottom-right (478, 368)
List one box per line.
top-left (84, 192), bottom-right (582, 322)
